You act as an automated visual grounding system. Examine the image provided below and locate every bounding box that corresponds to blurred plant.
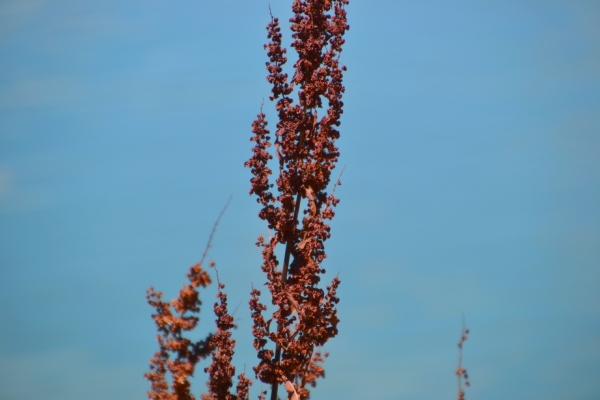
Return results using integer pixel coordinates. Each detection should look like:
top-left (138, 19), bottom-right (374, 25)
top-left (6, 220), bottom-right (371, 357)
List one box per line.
top-left (456, 317), bottom-right (471, 400)
top-left (145, 1), bottom-right (349, 399)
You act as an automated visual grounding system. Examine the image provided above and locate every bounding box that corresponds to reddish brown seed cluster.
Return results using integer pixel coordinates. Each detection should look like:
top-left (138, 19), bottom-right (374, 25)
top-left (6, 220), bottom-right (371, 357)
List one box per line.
top-left (456, 319), bottom-right (471, 400)
top-left (245, 1), bottom-right (349, 399)
top-left (146, 1), bottom-right (349, 399)
top-left (295, 350), bottom-right (328, 399)
top-left (146, 261), bottom-right (252, 400)
top-left (145, 205), bottom-right (251, 400)
top-left (144, 263), bottom-right (215, 400)
top-left (202, 269), bottom-right (251, 400)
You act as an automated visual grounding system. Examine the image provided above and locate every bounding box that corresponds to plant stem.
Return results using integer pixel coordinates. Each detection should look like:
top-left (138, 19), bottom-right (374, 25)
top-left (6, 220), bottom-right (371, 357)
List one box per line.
top-left (270, 127), bottom-right (307, 400)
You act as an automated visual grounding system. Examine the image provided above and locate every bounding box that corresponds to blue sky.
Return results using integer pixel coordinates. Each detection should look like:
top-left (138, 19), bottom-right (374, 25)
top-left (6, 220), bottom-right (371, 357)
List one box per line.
top-left (1, 1), bottom-right (599, 399)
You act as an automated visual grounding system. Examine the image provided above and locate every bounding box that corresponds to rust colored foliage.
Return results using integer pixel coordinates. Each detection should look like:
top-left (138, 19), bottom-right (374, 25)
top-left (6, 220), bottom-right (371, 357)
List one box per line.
top-left (245, 0), bottom-right (349, 399)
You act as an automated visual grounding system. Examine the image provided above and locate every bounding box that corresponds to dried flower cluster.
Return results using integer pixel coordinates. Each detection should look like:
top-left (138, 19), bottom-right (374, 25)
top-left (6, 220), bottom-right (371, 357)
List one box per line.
top-left (146, 207), bottom-right (251, 400)
top-left (456, 318), bottom-right (471, 400)
top-left (245, 1), bottom-right (349, 399)
top-left (146, 1), bottom-right (349, 399)
top-left (202, 266), bottom-right (252, 400)
top-left (144, 263), bottom-right (213, 400)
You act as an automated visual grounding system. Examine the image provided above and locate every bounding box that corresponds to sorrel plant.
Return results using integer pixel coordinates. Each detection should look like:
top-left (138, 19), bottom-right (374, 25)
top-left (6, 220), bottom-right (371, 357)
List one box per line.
top-left (145, 1), bottom-right (350, 399)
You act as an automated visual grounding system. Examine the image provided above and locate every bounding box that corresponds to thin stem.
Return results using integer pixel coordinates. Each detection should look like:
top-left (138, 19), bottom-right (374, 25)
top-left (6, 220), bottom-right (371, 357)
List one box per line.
top-left (270, 124), bottom-right (308, 400)
top-left (281, 191), bottom-right (303, 284)
top-left (270, 194), bottom-right (302, 400)
top-left (200, 196), bottom-right (232, 266)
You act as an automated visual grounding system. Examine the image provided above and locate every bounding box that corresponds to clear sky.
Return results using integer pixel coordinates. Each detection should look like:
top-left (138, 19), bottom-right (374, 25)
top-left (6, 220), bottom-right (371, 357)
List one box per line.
top-left (1, 1), bottom-right (599, 399)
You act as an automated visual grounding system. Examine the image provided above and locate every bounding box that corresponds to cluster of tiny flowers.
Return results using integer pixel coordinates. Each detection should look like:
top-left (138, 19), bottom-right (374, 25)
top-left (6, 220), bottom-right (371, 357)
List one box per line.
top-left (146, 232), bottom-right (251, 400)
top-left (245, 1), bottom-right (349, 399)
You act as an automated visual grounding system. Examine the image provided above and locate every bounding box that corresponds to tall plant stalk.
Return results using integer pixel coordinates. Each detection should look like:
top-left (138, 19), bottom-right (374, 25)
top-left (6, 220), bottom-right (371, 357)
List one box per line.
top-left (246, 1), bottom-right (349, 399)
top-left (145, 1), bottom-right (349, 399)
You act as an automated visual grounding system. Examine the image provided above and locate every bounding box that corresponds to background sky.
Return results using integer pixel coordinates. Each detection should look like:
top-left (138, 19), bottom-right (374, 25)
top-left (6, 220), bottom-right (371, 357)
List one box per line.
top-left (1, 1), bottom-right (599, 399)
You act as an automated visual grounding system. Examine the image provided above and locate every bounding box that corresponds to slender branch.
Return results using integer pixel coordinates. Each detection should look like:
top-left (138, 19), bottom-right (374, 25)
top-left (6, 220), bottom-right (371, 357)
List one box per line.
top-left (200, 195), bottom-right (232, 267)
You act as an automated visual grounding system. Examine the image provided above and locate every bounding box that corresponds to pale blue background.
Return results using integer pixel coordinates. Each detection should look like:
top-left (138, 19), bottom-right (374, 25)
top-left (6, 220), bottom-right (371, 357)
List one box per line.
top-left (1, 1), bottom-right (599, 399)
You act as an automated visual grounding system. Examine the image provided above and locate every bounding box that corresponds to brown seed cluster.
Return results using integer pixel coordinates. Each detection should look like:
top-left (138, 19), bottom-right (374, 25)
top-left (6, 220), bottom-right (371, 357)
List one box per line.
top-left (202, 271), bottom-right (251, 400)
top-left (144, 263), bottom-right (215, 400)
top-left (245, 1), bottom-right (349, 399)
top-left (456, 318), bottom-right (471, 400)
top-left (146, 1), bottom-right (349, 399)
top-left (145, 206), bottom-right (251, 400)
